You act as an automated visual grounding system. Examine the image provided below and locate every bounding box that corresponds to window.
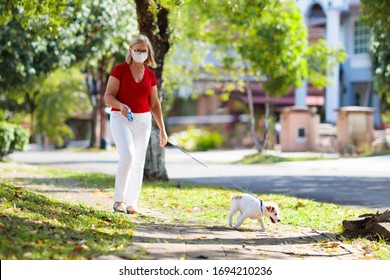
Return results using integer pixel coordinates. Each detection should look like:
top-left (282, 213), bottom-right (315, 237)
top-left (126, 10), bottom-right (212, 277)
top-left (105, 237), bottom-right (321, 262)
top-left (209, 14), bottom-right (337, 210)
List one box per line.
top-left (353, 20), bottom-right (371, 54)
top-left (296, 127), bottom-right (307, 143)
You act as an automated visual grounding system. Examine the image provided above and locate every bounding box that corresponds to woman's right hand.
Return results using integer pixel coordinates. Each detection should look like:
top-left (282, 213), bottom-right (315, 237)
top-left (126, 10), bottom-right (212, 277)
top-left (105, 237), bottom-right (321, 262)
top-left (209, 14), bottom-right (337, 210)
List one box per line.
top-left (119, 103), bottom-right (130, 118)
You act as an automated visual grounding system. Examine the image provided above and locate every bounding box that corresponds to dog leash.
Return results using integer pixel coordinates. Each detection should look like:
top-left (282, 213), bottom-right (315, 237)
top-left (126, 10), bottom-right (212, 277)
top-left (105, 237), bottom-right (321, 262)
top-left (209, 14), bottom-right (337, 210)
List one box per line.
top-left (151, 129), bottom-right (264, 207)
top-left (153, 129), bottom-right (245, 190)
top-left (125, 111), bottom-right (263, 205)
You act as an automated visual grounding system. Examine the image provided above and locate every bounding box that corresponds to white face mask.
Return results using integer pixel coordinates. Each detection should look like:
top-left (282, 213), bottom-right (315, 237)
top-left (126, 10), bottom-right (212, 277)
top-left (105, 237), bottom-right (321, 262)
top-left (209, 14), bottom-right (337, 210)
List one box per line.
top-left (132, 51), bottom-right (148, 63)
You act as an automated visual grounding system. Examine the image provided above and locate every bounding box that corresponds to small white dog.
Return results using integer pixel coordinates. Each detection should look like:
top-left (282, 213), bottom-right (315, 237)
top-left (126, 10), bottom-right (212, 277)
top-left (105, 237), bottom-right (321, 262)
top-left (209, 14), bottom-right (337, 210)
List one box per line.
top-left (228, 194), bottom-right (281, 230)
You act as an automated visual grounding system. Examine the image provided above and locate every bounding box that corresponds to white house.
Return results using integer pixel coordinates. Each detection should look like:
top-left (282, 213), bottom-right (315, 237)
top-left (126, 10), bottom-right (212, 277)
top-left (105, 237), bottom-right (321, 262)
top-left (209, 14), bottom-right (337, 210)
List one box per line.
top-left (295, 0), bottom-right (381, 127)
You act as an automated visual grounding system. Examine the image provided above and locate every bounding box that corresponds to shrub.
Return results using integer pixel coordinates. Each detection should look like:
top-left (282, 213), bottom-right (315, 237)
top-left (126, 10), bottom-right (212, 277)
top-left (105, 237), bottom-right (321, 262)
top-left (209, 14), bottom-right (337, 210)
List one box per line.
top-left (169, 125), bottom-right (223, 151)
top-left (0, 122), bottom-right (29, 160)
top-left (0, 123), bottom-right (15, 158)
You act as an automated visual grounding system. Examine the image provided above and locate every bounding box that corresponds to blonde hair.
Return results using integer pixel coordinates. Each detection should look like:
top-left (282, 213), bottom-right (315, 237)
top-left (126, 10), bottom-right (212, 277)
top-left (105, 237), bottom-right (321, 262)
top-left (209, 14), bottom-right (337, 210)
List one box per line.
top-left (125, 34), bottom-right (157, 68)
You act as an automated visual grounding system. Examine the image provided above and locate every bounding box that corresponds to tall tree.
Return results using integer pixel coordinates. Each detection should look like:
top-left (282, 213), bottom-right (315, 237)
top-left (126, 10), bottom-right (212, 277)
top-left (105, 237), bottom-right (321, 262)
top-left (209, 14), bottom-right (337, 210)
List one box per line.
top-left (134, 0), bottom-right (171, 181)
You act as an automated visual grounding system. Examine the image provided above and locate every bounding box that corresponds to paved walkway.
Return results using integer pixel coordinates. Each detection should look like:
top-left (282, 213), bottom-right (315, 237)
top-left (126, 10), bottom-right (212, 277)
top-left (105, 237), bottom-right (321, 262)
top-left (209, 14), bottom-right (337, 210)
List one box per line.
top-left (123, 222), bottom-right (365, 260)
top-left (1, 162), bottom-right (369, 260)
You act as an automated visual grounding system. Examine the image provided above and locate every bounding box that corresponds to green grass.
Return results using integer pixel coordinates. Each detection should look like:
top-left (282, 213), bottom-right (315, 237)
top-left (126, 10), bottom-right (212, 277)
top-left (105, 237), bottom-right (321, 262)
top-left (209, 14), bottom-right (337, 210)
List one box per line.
top-left (359, 150), bottom-right (390, 158)
top-left (140, 183), bottom-right (366, 232)
top-left (1, 162), bottom-right (389, 259)
top-left (238, 151), bottom-right (390, 165)
top-left (237, 153), bottom-right (331, 164)
top-left (0, 181), bottom-right (134, 260)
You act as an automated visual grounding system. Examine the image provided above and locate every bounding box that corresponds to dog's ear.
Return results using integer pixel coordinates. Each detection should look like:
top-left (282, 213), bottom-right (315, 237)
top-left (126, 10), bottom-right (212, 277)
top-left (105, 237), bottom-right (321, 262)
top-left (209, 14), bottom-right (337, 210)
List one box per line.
top-left (266, 205), bottom-right (275, 212)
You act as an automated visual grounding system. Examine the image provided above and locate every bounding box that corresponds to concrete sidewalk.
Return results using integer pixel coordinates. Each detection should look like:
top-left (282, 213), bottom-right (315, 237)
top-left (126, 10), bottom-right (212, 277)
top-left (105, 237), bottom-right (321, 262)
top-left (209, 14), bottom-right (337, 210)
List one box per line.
top-left (121, 216), bottom-right (366, 260)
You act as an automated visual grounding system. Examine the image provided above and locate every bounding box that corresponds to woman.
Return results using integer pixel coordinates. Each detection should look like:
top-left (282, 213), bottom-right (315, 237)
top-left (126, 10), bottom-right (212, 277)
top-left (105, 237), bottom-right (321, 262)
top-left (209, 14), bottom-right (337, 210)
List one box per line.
top-left (104, 34), bottom-right (167, 214)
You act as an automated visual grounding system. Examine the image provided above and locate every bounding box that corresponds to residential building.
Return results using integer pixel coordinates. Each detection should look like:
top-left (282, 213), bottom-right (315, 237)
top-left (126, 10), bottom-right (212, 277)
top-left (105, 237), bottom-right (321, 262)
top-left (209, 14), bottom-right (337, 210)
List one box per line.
top-left (296, 0), bottom-right (381, 127)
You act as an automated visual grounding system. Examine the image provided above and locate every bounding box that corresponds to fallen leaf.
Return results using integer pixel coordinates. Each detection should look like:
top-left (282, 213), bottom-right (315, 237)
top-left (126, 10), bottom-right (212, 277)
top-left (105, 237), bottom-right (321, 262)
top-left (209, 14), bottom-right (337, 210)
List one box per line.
top-left (73, 244), bottom-right (89, 252)
top-left (321, 242), bottom-right (340, 248)
top-left (331, 242), bottom-right (340, 248)
top-left (92, 190), bottom-right (105, 195)
top-left (296, 201), bottom-right (305, 208)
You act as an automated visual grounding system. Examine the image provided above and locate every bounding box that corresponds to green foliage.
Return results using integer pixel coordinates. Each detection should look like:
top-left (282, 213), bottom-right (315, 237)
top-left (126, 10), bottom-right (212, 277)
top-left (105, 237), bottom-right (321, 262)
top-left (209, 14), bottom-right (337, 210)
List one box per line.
top-left (371, 30), bottom-right (390, 98)
top-left (0, 122), bottom-right (15, 158)
top-left (163, 1), bottom-right (269, 97)
top-left (163, 41), bottom-right (210, 98)
top-left (34, 67), bottom-right (91, 146)
top-left (0, 0), bottom-right (80, 34)
top-left (240, 1), bottom-right (308, 95)
top-left (0, 0), bottom-right (136, 89)
top-left (0, 0), bottom-right (137, 91)
top-left (361, 0), bottom-right (390, 30)
top-left (63, 0), bottom-right (137, 65)
top-left (306, 39), bottom-right (347, 88)
top-left (169, 125), bottom-right (223, 151)
top-left (0, 16), bottom-right (66, 90)
top-left (1, 0), bottom-right (137, 147)
top-left (0, 122), bottom-right (29, 159)
top-left (10, 123), bottom-right (29, 152)
top-left (361, 0), bottom-right (390, 98)
top-left (165, 0), bottom-right (347, 99)
top-left (0, 3), bottom-right (81, 134)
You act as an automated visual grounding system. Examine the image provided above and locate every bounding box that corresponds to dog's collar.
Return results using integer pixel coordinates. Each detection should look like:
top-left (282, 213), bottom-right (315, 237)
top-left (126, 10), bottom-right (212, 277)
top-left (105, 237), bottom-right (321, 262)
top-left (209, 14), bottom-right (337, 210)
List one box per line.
top-left (259, 199), bottom-right (264, 212)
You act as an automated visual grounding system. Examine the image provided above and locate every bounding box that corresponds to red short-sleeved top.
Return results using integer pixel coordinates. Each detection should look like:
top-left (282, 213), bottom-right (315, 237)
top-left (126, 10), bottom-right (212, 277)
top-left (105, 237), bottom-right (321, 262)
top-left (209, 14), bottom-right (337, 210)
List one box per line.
top-left (110, 62), bottom-right (157, 113)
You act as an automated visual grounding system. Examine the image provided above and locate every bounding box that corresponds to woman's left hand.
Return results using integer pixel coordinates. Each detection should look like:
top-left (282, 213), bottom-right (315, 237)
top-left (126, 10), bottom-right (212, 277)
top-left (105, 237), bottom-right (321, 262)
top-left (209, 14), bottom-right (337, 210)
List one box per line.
top-left (159, 130), bottom-right (168, 147)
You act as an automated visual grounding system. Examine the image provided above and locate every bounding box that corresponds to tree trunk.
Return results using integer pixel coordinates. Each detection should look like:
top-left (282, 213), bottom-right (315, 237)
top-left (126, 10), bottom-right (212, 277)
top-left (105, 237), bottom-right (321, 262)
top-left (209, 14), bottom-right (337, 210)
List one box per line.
top-left (25, 91), bottom-right (37, 142)
top-left (263, 94), bottom-right (270, 150)
top-left (84, 59), bottom-right (107, 149)
top-left (243, 61), bottom-right (263, 152)
top-left (84, 67), bottom-right (99, 148)
top-left (342, 210), bottom-right (390, 239)
top-left (97, 58), bottom-right (107, 149)
top-left (135, 0), bottom-right (170, 181)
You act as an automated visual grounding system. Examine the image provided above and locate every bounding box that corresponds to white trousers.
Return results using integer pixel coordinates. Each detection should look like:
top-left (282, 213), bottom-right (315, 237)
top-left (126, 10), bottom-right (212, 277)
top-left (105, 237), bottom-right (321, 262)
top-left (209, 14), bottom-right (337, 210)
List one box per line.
top-left (110, 111), bottom-right (151, 210)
